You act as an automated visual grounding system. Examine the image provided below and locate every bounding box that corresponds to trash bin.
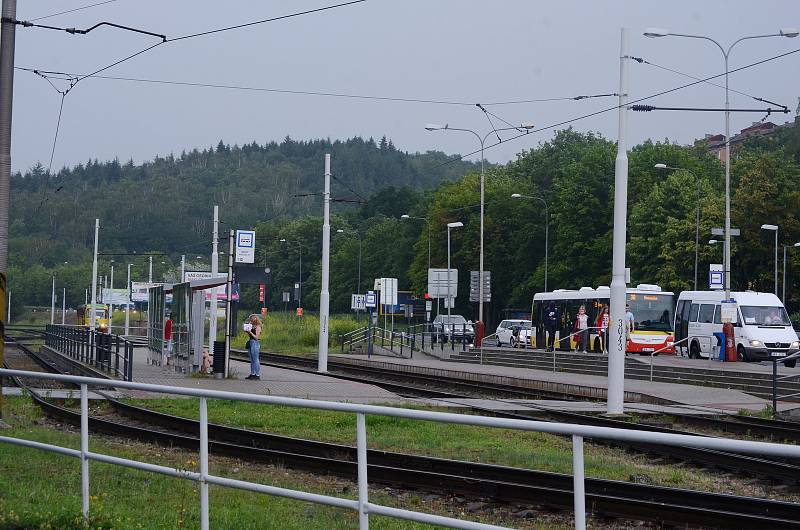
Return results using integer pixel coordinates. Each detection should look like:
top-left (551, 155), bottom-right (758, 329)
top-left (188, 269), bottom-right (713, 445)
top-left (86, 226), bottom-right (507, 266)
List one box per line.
top-left (212, 340), bottom-right (226, 378)
top-left (713, 332), bottom-right (726, 361)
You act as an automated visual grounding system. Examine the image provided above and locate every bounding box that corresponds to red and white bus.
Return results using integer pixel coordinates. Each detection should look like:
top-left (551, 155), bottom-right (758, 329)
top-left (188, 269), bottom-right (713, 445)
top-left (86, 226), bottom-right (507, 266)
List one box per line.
top-left (531, 284), bottom-right (675, 354)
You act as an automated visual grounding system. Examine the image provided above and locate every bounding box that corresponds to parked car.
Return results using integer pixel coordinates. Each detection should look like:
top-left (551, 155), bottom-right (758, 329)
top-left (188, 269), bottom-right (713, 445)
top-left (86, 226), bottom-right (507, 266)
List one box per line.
top-left (495, 319), bottom-right (532, 347)
top-left (431, 315), bottom-right (475, 343)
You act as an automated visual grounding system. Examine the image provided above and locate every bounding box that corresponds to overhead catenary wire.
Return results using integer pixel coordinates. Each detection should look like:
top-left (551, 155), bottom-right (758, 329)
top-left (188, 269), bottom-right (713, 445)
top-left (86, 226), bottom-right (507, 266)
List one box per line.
top-left (431, 46), bottom-right (800, 169)
top-left (28, 0), bottom-right (121, 22)
top-left (14, 67), bottom-right (622, 108)
top-left (629, 55), bottom-right (788, 110)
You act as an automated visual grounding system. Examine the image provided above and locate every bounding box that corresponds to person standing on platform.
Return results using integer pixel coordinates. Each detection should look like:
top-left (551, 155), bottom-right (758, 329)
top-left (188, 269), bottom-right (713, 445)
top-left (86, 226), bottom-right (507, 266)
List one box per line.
top-left (597, 305), bottom-right (610, 354)
top-left (544, 302), bottom-right (559, 352)
top-left (573, 305), bottom-right (589, 353)
top-left (245, 315), bottom-right (262, 380)
top-left (163, 313), bottom-right (173, 366)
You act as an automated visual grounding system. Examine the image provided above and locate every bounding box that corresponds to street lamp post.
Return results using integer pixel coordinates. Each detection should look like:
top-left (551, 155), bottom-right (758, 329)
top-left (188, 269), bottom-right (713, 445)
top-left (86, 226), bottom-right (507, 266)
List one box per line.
top-left (280, 239), bottom-right (302, 309)
top-left (645, 27), bottom-right (799, 302)
top-left (655, 164), bottom-right (700, 289)
top-left (783, 242), bottom-right (800, 302)
top-left (761, 224), bottom-right (779, 295)
top-left (336, 229), bottom-right (363, 295)
top-left (426, 122), bottom-right (535, 324)
top-left (511, 194), bottom-right (549, 292)
top-left (400, 215), bottom-right (431, 274)
top-left (446, 222), bottom-right (463, 321)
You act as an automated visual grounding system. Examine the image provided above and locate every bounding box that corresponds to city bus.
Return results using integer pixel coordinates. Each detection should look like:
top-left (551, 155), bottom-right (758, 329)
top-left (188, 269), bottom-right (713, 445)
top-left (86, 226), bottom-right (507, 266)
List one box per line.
top-left (76, 303), bottom-right (110, 333)
top-left (531, 284), bottom-right (675, 354)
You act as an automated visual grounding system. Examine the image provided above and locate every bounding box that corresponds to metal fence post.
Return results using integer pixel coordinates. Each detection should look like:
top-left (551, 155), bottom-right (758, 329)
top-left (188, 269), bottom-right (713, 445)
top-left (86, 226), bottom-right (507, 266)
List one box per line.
top-left (572, 435), bottom-right (586, 530)
top-left (114, 335), bottom-right (120, 376)
top-left (80, 384), bottom-right (90, 521)
top-left (199, 397), bottom-right (209, 530)
top-left (356, 412), bottom-right (369, 529)
top-left (773, 361), bottom-right (778, 416)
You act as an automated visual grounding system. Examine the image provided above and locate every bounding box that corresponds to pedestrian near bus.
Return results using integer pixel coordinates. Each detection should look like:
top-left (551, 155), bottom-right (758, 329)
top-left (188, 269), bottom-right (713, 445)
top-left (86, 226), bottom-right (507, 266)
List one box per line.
top-left (245, 315), bottom-right (262, 380)
top-left (572, 305), bottom-right (589, 353)
top-left (596, 305), bottom-right (610, 354)
top-left (544, 301), bottom-right (560, 352)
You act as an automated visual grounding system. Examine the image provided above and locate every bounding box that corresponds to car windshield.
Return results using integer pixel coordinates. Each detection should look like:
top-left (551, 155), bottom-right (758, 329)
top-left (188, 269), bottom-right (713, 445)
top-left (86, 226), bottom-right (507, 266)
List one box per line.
top-left (627, 293), bottom-right (674, 332)
top-left (439, 316), bottom-right (467, 324)
top-left (740, 306), bottom-right (791, 326)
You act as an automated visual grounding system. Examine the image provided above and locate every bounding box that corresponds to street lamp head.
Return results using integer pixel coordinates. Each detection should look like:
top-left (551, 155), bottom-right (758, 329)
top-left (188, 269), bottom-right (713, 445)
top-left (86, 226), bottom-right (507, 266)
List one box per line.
top-left (644, 27), bottom-right (669, 38)
top-left (511, 193), bottom-right (523, 198)
top-left (654, 163), bottom-right (668, 169)
top-left (279, 238), bottom-right (287, 242)
top-left (447, 221), bottom-right (464, 229)
top-left (400, 214), bottom-right (410, 219)
top-left (336, 229), bottom-right (344, 233)
top-left (794, 242), bottom-right (800, 247)
top-left (761, 224), bottom-right (779, 231)
top-left (709, 239), bottom-right (719, 244)
top-left (520, 122), bottom-right (536, 130)
top-left (424, 123), bottom-right (447, 131)
top-left (780, 28), bottom-right (799, 38)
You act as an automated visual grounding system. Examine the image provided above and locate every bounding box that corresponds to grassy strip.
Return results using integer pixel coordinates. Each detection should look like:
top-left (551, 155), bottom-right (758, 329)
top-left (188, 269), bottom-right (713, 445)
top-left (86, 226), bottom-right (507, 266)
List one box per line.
top-left (230, 312), bottom-right (362, 354)
top-left (0, 397), bottom-right (573, 529)
top-left (126, 398), bottom-right (731, 492)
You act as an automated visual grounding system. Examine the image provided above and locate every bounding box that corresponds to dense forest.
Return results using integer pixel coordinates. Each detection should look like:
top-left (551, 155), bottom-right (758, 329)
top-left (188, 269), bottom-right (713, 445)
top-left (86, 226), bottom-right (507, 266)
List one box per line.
top-left (8, 121), bottom-right (800, 323)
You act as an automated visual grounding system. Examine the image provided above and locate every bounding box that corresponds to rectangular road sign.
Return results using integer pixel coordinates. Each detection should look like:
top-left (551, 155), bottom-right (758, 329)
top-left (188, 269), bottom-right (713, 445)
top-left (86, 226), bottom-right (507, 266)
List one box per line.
top-left (427, 268), bottom-right (457, 299)
top-left (711, 227), bottom-right (740, 236)
top-left (379, 278), bottom-right (398, 306)
top-left (709, 263), bottom-right (724, 290)
top-left (365, 291), bottom-right (377, 308)
top-left (351, 294), bottom-right (366, 311)
top-left (235, 229), bottom-right (256, 263)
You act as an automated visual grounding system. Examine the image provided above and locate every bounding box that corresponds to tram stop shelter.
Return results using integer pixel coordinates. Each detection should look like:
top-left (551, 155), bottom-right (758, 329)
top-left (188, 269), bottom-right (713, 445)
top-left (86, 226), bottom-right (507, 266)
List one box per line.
top-left (147, 277), bottom-right (228, 374)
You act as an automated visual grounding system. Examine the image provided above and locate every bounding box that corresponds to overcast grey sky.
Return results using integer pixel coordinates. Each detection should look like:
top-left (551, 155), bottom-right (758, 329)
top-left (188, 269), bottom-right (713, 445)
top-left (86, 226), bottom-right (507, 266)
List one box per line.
top-left (8, 0), bottom-right (800, 173)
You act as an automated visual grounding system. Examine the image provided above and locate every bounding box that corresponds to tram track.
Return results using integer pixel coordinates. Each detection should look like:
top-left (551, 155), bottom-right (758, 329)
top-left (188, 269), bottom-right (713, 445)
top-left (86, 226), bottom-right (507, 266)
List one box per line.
top-left (5, 335), bottom-right (800, 527)
top-left (240, 353), bottom-right (800, 483)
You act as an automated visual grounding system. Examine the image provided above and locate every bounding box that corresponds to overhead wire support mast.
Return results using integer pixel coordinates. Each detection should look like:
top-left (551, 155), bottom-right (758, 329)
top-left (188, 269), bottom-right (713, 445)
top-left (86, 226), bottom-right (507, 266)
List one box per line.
top-left (631, 104), bottom-right (789, 114)
top-left (2, 18), bottom-right (166, 41)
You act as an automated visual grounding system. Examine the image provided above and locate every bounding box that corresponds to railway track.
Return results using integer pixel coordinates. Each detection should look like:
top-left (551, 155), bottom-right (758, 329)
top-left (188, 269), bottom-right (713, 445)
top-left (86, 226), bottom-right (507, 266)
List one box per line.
top-left (6, 335), bottom-right (800, 527)
top-left (239, 353), bottom-right (800, 484)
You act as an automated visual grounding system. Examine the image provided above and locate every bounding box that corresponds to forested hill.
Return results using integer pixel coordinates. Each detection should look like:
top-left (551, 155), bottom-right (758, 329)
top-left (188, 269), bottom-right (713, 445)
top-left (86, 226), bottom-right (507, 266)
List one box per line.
top-left (9, 136), bottom-right (478, 267)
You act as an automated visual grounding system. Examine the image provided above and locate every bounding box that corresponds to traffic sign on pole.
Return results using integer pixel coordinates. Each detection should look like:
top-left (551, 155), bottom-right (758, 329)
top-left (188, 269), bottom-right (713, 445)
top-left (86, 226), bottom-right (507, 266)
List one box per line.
top-left (365, 291), bottom-right (377, 308)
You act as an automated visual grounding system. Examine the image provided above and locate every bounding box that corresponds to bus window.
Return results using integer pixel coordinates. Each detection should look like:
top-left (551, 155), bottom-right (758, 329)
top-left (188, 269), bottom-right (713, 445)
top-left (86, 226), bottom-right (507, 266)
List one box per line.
top-left (713, 305), bottom-right (722, 324)
top-left (689, 303), bottom-right (699, 322)
top-left (698, 304), bottom-right (714, 324)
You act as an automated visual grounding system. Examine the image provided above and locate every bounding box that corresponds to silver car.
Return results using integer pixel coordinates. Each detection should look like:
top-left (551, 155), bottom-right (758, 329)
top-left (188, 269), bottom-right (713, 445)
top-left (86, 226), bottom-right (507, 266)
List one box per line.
top-left (431, 315), bottom-right (475, 343)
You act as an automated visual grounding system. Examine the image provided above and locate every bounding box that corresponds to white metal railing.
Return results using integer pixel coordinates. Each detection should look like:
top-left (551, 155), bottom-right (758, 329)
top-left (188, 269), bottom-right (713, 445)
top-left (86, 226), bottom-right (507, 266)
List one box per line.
top-left (3, 369), bottom-right (800, 530)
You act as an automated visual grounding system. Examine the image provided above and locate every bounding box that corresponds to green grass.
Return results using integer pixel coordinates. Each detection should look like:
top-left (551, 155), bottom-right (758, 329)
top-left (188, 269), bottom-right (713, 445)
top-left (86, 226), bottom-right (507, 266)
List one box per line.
top-left (0, 397), bottom-right (569, 529)
top-left (231, 312), bottom-right (363, 354)
top-left (126, 398), bottom-right (727, 491)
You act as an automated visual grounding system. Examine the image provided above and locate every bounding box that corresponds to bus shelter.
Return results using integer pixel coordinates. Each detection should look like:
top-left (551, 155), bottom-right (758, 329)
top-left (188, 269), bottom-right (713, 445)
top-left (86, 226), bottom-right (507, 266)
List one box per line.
top-left (148, 277), bottom-right (227, 374)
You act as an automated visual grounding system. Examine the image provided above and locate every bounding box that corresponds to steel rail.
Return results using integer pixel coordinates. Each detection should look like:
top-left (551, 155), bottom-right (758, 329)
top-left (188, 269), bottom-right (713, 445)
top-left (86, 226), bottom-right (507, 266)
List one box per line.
top-left (251, 353), bottom-right (800, 483)
top-left (10, 366), bottom-right (799, 528)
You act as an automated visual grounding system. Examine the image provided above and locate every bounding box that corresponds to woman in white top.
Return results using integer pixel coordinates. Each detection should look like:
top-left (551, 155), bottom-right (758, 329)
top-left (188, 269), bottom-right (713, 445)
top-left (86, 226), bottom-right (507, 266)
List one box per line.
top-left (573, 305), bottom-right (589, 353)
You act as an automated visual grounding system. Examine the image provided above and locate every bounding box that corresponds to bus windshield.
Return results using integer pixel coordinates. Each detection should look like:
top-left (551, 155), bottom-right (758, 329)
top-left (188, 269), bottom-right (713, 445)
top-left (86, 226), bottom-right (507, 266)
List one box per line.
top-left (628, 293), bottom-right (673, 332)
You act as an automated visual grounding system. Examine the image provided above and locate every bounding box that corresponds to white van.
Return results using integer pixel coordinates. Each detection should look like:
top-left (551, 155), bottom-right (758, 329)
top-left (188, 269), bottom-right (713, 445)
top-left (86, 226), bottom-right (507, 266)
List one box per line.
top-left (674, 291), bottom-right (799, 367)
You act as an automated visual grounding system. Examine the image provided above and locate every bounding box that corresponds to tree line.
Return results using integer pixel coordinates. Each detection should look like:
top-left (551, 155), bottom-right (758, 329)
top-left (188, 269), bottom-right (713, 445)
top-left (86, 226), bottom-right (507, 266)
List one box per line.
top-left (8, 122), bottom-right (800, 324)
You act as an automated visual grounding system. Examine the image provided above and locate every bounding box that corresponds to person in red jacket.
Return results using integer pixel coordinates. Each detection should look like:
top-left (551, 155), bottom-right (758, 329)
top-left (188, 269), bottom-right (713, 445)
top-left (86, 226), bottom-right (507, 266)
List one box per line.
top-left (572, 305), bottom-right (589, 353)
top-left (596, 305), bottom-right (610, 354)
top-left (163, 314), bottom-right (173, 366)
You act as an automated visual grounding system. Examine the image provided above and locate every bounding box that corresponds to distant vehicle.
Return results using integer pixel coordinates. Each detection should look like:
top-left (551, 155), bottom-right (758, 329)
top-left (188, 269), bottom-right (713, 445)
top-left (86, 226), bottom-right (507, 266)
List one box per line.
top-left (674, 291), bottom-right (799, 367)
top-left (431, 315), bottom-right (474, 344)
top-left (495, 319), bottom-right (532, 347)
top-left (532, 284), bottom-right (675, 354)
top-left (76, 303), bottom-right (109, 333)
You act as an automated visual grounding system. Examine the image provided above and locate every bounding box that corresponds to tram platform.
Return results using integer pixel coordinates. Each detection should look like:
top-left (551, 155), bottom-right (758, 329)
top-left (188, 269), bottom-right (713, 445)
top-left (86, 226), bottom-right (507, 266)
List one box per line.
top-left (116, 346), bottom-right (412, 404)
top-left (330, 351), bottom-right (800, 414)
